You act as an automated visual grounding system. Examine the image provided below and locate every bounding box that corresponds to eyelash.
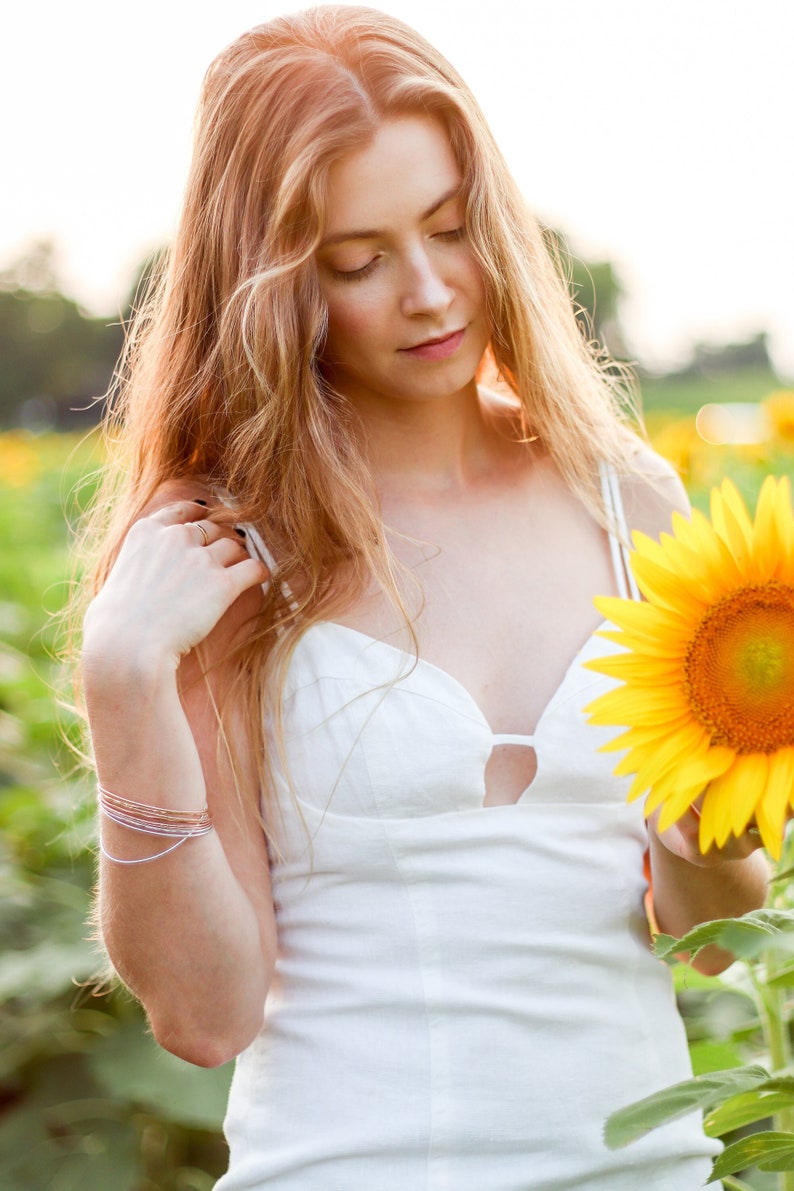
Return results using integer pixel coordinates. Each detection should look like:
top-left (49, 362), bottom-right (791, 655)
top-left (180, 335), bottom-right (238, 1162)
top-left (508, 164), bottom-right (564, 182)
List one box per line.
top-left (330, 227), bottom-right (465, 283)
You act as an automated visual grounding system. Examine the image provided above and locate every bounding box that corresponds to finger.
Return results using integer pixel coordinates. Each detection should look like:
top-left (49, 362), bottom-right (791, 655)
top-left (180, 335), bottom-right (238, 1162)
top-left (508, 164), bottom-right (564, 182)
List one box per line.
top-left (181, 518), bottom-right (223, 548)
top-left (223, 557), bottom-right (271, 600)
top-left (177, 518), bottom-right (246, 550)
top-left (207, 536), bottom-right (256, 567)
top-left (149, 499), bottom-right (215, 527)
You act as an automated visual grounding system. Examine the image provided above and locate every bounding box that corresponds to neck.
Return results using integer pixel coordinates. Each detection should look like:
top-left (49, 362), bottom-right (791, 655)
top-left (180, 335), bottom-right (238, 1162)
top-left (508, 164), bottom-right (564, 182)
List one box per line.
top-left (349, 384), bottom-right (522, 499)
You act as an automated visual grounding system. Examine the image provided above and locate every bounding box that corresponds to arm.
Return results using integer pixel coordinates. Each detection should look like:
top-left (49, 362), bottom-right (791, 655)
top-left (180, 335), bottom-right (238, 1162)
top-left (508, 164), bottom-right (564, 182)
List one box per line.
top-left (622, 449), bottom-right (770, 975)
top-left (647, 808), bottom-right (769, 976)
top-left (82, 485), bottom-right (275, 1066)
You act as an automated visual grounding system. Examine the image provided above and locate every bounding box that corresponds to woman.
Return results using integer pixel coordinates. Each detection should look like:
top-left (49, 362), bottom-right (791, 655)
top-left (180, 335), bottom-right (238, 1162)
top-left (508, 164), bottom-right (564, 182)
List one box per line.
top-left (79, 7), bottom-right (768, 1188)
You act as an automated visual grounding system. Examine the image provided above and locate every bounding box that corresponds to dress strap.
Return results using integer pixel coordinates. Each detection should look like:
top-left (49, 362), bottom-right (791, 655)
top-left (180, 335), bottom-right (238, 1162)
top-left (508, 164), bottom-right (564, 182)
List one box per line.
top-left (598, 461), bottom-right (641, 602)
top-left (241, 522), bottom-right (300, 615)
top-left (212, 487), bottom-right (300, 616)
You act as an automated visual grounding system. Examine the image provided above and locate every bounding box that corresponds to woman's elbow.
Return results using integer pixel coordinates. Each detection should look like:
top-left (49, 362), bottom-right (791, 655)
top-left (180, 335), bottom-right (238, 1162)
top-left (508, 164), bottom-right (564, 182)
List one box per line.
top-left (149, 1007), bottom-right (264, 1068)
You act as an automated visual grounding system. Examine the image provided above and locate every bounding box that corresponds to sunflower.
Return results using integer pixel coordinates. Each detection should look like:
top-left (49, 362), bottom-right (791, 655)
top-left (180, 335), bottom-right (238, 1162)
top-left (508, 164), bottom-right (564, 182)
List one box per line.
top-left (584, 476), bottom-right (794, 858)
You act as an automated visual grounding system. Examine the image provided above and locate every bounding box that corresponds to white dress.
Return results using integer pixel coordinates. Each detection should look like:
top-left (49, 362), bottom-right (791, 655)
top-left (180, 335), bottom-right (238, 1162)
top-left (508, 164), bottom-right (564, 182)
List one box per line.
top-left (215, 475), bottom-right (719, 1190)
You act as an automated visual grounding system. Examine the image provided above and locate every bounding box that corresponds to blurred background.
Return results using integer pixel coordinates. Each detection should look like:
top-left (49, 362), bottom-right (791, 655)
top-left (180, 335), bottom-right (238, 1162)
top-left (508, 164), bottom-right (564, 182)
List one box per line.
top-left (1, 1), bottom-right (792, 1188)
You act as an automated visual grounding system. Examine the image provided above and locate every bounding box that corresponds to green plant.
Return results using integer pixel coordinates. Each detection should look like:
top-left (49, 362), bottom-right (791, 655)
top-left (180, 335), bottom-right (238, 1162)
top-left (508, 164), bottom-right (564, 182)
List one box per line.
top-left (0, 433), bottom-right (232, 1190)
top-left (606, 836), bottom-right (794, 1190)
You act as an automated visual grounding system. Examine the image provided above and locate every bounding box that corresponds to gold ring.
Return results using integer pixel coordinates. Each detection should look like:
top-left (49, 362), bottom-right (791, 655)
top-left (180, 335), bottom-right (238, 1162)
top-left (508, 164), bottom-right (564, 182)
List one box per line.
top-left (193, 521), bottom-right (210, 547)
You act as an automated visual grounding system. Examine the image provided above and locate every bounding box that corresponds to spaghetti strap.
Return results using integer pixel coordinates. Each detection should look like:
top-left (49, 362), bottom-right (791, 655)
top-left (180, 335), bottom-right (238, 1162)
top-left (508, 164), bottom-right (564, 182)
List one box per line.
top-left (598, 462), bottom-right (641, 603)
top-left (212, 486), bottom-right (300, 616)
top-left (241, 521), bottom-right (300, 614)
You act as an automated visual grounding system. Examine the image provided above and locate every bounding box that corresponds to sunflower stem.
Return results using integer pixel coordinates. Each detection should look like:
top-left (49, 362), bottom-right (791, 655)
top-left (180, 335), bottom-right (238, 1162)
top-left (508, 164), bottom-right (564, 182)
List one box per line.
top-left (759, 971), bottom-right (794, 1191)
top-left (720, 1177), bottom-right (759, 1191)
top-left (754, 868), bottom-right (794, 1191)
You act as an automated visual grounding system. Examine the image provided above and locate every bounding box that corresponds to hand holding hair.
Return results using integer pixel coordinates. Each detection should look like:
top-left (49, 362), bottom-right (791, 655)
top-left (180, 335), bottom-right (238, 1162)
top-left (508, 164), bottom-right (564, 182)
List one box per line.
top-left (82, 499), bottom-right (268, 678)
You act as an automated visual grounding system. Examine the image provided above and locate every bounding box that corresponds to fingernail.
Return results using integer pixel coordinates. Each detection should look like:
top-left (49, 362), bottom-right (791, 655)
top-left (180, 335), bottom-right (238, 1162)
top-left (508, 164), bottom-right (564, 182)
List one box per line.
top-left (194, 499), bottom-right (208, 507)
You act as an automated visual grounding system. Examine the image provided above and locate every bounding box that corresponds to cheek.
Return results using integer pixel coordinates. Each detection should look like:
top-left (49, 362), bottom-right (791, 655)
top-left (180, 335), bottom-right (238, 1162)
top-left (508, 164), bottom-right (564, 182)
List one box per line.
top-left (324, 292), bottom-right (380, 363)
top-left (463, 255), bottom-right (487, 307)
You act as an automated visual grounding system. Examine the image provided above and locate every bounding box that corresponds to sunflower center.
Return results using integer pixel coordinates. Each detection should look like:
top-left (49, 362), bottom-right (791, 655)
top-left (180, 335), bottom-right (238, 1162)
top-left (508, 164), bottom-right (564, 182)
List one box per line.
top-left (683, 581), bottom-right (794, 753)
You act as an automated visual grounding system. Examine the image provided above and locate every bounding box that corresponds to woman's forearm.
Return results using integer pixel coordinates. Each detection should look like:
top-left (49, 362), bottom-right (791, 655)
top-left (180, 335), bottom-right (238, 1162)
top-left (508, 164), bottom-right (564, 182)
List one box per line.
top-left (85, 652), bottom-right (275, 1067)
top-left (648, 831), bottom-right (770, 976)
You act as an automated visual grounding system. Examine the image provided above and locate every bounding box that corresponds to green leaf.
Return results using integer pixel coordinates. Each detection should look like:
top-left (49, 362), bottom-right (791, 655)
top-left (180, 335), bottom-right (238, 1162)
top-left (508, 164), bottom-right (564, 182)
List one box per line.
top-left (0, 939), bottom-right (98, 1003)
top-left (708, 1130), bottom-right (794, 1181)
top-left (689, 1039), bottom-right (745, 1076)
top-left (653, 908), bottom-right (794, 964)
top-left (89, 1022), bottom-right (232, 1129)
top-left (0, 1101), bottom-right (141, 1191)
top-left (604, 1066), bottom-right (769, 1149)
top-left (766, 957), bottom-right (794, 988)
top-left (705, 1078), bottom-right (794, 1135)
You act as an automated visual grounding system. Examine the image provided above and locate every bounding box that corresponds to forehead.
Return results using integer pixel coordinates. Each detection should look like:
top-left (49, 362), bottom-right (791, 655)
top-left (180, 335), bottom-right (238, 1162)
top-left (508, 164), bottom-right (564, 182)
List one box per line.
top-left (323, 115), bottom-right (462, 234)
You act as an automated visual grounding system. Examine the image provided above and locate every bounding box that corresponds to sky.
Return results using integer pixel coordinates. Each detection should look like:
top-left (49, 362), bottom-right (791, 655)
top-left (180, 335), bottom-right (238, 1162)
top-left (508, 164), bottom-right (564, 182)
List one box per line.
top-left (3, 0), bottom-right (793, 374)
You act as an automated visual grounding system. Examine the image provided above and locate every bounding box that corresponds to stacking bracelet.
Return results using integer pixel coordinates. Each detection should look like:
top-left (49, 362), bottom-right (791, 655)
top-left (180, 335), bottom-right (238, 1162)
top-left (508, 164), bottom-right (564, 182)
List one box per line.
top-left (97, 784), bottom-right (214, 865)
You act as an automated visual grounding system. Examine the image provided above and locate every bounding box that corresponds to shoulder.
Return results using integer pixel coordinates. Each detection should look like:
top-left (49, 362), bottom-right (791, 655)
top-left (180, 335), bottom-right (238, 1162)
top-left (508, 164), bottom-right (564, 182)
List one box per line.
top-left (138, 475), bottom-right (216, 517)
top-left (618, 443), bottom-right (690, 542)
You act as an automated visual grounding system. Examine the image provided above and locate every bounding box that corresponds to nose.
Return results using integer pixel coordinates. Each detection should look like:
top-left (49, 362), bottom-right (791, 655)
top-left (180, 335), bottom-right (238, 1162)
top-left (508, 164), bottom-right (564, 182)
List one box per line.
top-left (399, 248), bottom-right (454, 319)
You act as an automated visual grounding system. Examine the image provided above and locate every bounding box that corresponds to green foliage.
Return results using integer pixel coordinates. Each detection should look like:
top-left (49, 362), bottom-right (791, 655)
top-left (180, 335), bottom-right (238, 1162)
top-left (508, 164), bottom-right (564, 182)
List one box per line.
top-left (1, 382), bottom-right (791, 1187)
top-left (710, 1134), bottom-right (794, 1183)
top-left (606, 832), bottom-right (794, 1190)
top-left (653, 911), bottom-right (794, 966)
top-left (0, 242), bottom-right (123, 430)
top-left (605, 1066), bottom-right (770, 1148)
top-left (642, 368), bottom-right (782, 417)
top-left (0, 434), bottom-right (231, 1189)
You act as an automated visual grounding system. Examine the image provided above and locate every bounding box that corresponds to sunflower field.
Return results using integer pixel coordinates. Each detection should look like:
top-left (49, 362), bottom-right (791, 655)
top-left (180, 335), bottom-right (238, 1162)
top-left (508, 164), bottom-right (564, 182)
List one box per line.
top-left (0, 432), bottom-right (232, 1190)
top-left (2, 375), bottom-right (794, 1189)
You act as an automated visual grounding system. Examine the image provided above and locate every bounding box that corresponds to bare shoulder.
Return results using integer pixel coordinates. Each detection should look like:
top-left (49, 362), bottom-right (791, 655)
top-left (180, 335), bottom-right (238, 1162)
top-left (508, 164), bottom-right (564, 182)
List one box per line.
top-left (139, 475), bottom-right (215, 517)
top-left (619, 444), bottom-right (690, 542)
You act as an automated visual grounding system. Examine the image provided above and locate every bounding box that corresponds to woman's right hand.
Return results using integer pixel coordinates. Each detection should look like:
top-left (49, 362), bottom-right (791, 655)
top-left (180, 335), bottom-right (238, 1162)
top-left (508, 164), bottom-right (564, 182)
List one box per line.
top-left (82, 498), bottom-right (270, 677)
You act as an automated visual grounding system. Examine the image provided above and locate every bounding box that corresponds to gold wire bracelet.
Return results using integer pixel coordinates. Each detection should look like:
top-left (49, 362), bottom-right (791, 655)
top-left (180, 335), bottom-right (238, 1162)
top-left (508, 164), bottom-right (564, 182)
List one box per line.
top-left (97, 784), bottom-right (214, 865)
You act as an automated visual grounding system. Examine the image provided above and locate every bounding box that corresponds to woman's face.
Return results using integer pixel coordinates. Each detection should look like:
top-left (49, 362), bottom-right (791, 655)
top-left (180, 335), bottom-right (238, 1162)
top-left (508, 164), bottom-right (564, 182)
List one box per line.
top-left (315, 115), bottom-right (490, 413)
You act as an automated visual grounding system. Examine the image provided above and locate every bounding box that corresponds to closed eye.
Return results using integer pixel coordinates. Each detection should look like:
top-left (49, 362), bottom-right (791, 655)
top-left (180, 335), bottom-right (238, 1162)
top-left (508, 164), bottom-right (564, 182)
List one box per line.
top-left (329, 258), bottom-right (380, 283)
top-left (433, 227), bottom-right (465, 241)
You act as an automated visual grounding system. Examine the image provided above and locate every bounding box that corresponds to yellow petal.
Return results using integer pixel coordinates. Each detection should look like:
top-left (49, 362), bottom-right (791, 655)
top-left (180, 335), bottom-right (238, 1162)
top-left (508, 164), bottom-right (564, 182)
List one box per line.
top-left (753, 747), bottom-right (794, 858)
top-left (626, 769), bottom-right (652, 804)
top-left (597, 713), bottom-right (697, 754)
top-left (775, 477), bottom-right (794, 555)
top-left (630, 553), bottom-right (710, 618)
top-left (731, 755), bottom-right (768, 837)
top-left (702, 754), bottom-right (768, 847)
top-left (593, 596), bottom-right (692, 642)
top-left (652, 743), bottom-right (734, 804)
top-left (594, 627), bottom-right (692, 659)
top-left (656, 783), bottom-right (708, 832)
top-left (712, 481), bottom-right (754, 572)
top-left (700, 778), bottom-right (734, 850)
top-left (754, 476), bottom-right (783, 579)
top-left (585, 684), bottom-right (689, 727)
top-left (582, 651), bottom-right (683, 683)
top-left (613, 722), bottom-right (709, 781)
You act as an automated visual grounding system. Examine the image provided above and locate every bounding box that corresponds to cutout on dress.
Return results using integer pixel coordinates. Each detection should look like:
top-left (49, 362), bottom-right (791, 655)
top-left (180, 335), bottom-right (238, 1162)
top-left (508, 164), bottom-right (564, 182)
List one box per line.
top-left (483, 743), bottom-right (538, 806)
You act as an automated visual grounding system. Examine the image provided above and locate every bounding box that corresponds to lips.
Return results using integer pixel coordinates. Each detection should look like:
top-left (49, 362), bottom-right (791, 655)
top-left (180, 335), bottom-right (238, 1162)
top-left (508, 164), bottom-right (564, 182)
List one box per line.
top-left (400, 327), bottom-right (466, 361)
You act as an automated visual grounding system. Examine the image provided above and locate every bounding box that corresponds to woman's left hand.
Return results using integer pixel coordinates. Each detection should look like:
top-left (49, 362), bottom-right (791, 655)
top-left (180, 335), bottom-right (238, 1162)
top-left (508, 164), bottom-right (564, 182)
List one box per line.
top-left (647, 801), bottom-right (764, 868)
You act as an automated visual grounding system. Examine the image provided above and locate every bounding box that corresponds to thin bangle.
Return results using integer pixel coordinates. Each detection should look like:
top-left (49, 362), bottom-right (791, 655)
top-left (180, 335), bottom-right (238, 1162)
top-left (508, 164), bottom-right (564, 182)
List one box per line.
top-left (99, 834), bottom-right (193, 865)
top-left (96, 783), bottom-right (214, 864)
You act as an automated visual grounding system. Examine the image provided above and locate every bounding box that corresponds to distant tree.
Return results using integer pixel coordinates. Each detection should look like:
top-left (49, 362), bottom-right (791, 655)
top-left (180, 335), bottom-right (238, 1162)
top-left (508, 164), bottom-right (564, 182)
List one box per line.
top-left (0, 234), bottom-right (634, 430)
top-left (676, 332), bottom-right (774, 378)
top-left (545, 228), bottom-right (629, 360)
top-left (0, 241), bottom-right (123, 429)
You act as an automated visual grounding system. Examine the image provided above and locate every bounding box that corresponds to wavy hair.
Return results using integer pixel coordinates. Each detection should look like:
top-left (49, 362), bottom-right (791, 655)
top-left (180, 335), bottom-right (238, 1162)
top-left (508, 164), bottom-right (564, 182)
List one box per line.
top-left (75, 5), bottom-right (642, 822)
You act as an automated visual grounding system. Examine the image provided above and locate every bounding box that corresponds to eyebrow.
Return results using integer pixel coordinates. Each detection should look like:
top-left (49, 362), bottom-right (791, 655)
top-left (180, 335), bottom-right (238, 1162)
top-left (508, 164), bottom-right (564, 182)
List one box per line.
top-left (319, 186), bottom-right (462, 249)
